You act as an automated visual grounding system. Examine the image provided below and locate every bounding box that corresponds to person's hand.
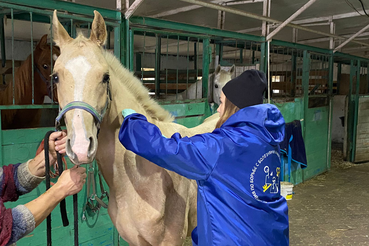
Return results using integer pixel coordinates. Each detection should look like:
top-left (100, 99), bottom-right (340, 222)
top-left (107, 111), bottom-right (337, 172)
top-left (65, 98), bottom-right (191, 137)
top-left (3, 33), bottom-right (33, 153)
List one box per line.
top-left (122, 109), bottom-right (137, 118)
top-left (54, 166), bottom-right (86, 197)
top-left (49, 130), bottom-right (67, 163)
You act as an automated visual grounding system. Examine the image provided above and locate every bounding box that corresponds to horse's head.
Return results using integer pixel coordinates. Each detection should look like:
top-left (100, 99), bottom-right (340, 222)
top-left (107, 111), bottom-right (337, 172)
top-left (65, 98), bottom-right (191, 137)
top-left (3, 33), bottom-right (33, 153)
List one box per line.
top-left (33, 34), bottom-right (60, 102)
top-left (213, 64), bottom-right (235, 105)
top-left (52, 10), bottom-right (110, 164)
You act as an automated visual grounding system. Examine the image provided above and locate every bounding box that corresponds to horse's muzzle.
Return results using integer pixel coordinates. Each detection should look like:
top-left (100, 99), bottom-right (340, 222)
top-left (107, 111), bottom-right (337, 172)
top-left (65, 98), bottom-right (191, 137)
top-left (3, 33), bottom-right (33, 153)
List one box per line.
top-left (67, 136), bottom-right (97, 164)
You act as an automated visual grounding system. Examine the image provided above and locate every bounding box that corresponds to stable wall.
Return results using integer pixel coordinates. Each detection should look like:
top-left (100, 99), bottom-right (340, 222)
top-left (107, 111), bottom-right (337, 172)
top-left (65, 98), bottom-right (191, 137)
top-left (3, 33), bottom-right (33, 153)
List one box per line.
top-left (0, 39), bottom-right (37, 60)
top-left (338, 74), bottom-right (368, 95)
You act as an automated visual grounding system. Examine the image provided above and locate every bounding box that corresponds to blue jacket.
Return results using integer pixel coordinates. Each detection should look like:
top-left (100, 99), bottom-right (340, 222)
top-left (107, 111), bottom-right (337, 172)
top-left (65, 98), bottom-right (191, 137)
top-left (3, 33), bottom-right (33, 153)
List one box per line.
top-left (118, 104), bottom-right (289, 246)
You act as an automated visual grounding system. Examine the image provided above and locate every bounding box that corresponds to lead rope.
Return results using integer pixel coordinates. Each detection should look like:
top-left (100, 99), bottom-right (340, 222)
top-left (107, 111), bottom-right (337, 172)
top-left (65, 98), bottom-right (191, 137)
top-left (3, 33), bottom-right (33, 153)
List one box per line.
top-left (44, 131), bottom-right (69, 246)
top-left (54, 122), bottom-right (79, 246)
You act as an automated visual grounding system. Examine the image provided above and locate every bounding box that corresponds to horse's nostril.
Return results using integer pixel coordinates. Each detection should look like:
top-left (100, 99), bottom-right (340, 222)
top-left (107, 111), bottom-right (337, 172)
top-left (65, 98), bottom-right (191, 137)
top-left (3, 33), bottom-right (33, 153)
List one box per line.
top-left (66, 139), bottom-right (76, 160)
top-left (215, 84), bottom-right (218, 88)
top-left (87, 137), bottom-right (95, 158)
top-left (66, 139), bottom-right (72, 151)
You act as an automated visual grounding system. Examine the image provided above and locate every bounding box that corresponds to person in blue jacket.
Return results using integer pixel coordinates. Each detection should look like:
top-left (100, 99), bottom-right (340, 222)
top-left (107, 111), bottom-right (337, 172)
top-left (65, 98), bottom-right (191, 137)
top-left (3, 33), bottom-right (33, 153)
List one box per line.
top-left (118, 69), bottom-right (289, 246)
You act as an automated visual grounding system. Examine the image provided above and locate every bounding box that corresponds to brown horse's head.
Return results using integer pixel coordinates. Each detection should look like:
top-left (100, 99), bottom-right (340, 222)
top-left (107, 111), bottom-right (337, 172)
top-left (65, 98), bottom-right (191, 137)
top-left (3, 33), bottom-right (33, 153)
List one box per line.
top-left (52, 10), bottom-right (109, 164)
top-left (33, 34), bottom-right (60, 103)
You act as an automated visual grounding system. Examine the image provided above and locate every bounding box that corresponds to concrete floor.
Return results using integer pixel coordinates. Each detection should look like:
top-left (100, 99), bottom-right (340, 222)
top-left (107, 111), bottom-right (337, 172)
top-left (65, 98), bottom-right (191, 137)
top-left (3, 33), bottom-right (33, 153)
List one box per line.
top-left (289, 149), bottom-right (369, 245)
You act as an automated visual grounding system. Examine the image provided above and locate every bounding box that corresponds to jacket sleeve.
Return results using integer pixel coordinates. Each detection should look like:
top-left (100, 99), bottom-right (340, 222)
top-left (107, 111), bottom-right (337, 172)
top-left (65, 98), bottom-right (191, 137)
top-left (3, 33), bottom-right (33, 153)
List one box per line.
top-left (1, 164), bottom-right (21, 203)
top-left (0, 163), bottom-right (39, 245)
top-left (119, 113), bottom-right (224, 181)
top-left (1, 162), bottom-right (45, 202)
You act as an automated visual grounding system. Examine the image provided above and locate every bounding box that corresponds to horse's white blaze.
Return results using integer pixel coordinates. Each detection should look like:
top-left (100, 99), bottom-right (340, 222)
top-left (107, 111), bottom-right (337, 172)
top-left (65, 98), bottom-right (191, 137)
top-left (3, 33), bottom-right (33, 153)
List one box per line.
top-left (65, 55), bottom-right (91, 101)
top-left (71, 109), bottom-right (90, 163)
top-left (65, 56), bottom-right (92, 162)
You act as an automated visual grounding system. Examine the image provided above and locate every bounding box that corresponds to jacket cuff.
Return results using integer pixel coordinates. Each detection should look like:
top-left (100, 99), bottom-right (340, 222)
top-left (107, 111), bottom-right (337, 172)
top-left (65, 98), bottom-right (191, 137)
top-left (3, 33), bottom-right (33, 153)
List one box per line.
top-left (10, 205), bottom-right (35, 242)
top-left (17, 160), bottom-right (45, 192)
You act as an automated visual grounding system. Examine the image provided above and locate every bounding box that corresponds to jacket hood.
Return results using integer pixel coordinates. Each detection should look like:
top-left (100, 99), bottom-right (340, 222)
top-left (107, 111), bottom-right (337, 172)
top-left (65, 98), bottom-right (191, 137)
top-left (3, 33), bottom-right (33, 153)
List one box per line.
top-left (221, 104), bottom-right (285, 145)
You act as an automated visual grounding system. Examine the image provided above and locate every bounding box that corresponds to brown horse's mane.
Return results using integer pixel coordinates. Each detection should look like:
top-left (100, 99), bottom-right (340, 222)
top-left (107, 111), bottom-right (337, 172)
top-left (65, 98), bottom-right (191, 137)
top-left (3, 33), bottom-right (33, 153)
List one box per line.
top-left (0, 55), bottom-right (34, 126)
top-left (0, 55), bottom-right (32, 105)
top-left (100, 41), bottom-right (174, 122)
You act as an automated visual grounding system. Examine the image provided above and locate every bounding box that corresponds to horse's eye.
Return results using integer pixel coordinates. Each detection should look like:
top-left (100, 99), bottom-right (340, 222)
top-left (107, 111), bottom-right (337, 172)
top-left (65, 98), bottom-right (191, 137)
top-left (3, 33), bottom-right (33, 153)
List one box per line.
top-left (43, 64), bottom-right (48, 69)
top-left (103, 74), bottom-right (110, 83)
top-left (52, 73), bottom-right (59, 83)
top-left (215, 84), bottom-right (219, 89)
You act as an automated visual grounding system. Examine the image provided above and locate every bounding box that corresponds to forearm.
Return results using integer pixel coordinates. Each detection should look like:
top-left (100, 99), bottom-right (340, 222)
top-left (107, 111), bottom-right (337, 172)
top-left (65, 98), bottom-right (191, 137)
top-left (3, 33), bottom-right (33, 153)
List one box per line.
top-left (24, 184), bottom-right (65, 227)
top-left (16, 150), bottom-right (54, 194)
top-left (16, 161), bottom-right (45, 195)
top-left (28, 150), bottom-right (56, 177)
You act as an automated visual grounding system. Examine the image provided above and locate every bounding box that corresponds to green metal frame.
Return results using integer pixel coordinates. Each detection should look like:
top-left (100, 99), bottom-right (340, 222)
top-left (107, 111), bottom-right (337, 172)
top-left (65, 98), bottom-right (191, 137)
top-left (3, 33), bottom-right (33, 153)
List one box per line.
top-left (347, 60), bottom-right (356, 162)
top-left (1, 0), bottom-right (121, 20)
top-left (0, 2), bottom-right (127, 246)
top-left (327, 53), bottom-right (334, 170)
top-left (130, 16), bottom-right (264, 42)
top-left (130, 26), bottom-right (212, 103)
top-left (155, 34), bottom-right (161, 98)
top-left (302, 50), bottom-right (310, 140)
top-left (337, 62), bottom-right (342, 94)
top-left (352, 60), bottom-right (361, 162)
top-left (202, 38), bottom-right (210, 99)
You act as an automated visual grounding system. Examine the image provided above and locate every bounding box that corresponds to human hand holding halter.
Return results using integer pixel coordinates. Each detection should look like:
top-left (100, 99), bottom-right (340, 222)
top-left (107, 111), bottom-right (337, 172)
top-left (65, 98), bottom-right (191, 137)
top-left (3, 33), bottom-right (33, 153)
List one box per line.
top-left (49, 130), bottom-right (67, 163)
top-left (29, 130), bottom-right (67, 177)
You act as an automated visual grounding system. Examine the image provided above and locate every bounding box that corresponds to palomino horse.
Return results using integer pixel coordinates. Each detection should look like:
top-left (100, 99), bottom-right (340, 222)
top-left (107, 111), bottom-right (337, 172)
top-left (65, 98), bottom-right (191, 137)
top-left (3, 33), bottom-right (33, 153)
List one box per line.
top-left (166, 64), bottom-right (235, 106)
top-left (52, 10), bottom-right (219, 246)
top-left (0, 34), bottom-right (60, 129)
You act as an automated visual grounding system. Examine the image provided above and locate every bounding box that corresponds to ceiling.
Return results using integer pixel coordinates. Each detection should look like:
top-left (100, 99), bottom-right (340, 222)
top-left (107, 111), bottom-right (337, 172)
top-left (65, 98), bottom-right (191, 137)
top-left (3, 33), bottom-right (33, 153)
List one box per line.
top-left (3, 0), bottom-right (369, 58)
top-left (73, 0), bottom-right (369, 57)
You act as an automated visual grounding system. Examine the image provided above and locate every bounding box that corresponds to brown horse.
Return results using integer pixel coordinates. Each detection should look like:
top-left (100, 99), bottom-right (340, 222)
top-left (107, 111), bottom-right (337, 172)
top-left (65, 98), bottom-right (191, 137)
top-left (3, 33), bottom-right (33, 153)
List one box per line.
top-left (52, 10), bottom-right (219, 246)
top-left (0, 34), bottom-right (60, 129)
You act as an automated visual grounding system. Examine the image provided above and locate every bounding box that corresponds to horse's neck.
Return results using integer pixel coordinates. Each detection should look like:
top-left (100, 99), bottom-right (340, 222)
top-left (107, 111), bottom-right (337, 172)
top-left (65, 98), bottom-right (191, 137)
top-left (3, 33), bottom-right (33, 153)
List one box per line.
top-left (98, 78), bottom-right (169, 190)
top-left (109, 80), bottom-right (149, 121)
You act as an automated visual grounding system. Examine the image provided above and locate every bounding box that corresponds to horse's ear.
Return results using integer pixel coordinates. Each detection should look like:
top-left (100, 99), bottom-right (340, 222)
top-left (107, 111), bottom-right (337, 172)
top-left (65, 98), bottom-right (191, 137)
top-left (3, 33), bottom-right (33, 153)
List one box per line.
top-left (53, 10), bottom-right (72, 48)
top-left (90, 10), bottom-right (107, 46)
top-left (36, 34), bottom-right (48, 49)
top-left (230, 64), bottom-right (236, 74)
top-left (215, 65), bottom-right (221, 74)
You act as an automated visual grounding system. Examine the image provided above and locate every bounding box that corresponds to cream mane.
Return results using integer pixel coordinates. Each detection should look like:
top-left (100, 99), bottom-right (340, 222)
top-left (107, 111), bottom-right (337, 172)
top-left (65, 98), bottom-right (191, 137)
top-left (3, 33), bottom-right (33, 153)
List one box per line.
top-left (102, 48), bottom-right (174, 122)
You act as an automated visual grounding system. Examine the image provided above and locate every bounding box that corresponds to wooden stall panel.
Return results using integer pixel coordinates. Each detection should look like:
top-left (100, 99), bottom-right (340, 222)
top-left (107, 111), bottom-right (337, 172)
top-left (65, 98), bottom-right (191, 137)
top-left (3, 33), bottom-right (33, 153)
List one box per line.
top-left (354, 97), bottom-right (369, 162)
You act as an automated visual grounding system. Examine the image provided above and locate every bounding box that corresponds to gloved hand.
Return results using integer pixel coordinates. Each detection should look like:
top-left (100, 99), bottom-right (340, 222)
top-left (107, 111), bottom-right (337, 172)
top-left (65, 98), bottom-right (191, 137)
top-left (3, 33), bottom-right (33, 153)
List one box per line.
top-left (122, 109), bottom-right (137, 118)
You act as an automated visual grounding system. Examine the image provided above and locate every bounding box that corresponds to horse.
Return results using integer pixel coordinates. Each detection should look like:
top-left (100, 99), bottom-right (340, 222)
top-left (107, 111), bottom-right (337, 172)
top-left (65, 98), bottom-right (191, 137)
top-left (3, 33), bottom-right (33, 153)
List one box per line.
top-left (166, 64), bottom-right (235, 106)
top-left (52, 10), bottom-right (219, 246)
top-left (0, 34), bottom-right (60, 129)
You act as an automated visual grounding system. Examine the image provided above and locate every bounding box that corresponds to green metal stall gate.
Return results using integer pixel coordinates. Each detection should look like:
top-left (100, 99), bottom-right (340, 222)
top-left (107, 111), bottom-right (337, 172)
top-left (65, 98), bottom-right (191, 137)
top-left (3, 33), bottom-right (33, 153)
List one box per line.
top-left (0, 1), bottom-right (128, 245)
top-left (125, 16), bottom-right (337, 185)
top-left (127, 16), bottom-right (369, 184)
top-left (128, 16), bottom-right (264, 127)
